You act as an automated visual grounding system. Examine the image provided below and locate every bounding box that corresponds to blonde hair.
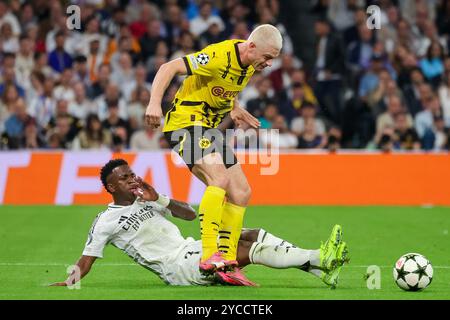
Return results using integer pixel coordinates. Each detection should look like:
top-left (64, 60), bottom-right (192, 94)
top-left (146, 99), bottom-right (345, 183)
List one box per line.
top-left (248, 24), bottom-right (283, 51)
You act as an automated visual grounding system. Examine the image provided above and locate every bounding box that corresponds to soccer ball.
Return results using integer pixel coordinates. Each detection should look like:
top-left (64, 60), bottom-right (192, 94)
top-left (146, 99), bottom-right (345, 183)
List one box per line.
top-left (393, 253), bottom-right (433, 291)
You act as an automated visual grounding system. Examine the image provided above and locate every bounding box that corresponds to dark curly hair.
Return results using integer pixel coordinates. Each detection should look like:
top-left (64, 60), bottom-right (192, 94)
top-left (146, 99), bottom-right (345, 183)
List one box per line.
top-left (100, 159), bottom-right (128, 193)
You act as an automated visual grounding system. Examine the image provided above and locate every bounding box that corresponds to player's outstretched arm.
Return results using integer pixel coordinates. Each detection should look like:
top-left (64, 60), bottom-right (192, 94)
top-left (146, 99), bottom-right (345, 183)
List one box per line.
top-left (50, 255), bottom-right (97, 286)
top-left (133, 177), bottom-right (196, 221)
top-left (145, 58), bottom-right (188, 129)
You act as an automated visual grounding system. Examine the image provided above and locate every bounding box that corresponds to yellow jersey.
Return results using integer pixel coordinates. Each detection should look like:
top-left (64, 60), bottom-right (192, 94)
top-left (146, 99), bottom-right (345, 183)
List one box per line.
top-left (163, 39), bottom-right (255, 132)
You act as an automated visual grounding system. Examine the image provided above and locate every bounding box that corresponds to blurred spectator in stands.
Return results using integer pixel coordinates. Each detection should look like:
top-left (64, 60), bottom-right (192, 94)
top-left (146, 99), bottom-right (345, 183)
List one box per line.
top-left (68, 82), bottom-right (96, 120)
top-left (419, 41), bottom-right (445, 89)
top-left (0, 22), bottom-right (18, 53)
top-left (314, 18), bottom-right (345, 126)
top-left (199, 22), bottom-right (226, 48)
top-left (129, 2), bottom-right (159, 39)
top-left (45, 114), bottom-right (74, 149)
top-left (376, 95), bottom-right (413, 139)
top-left (122, 64), bottom-right (150, 103)
top-left (72, 55), bottom-right (90, 87)
top-left (86, 36), bottom-right (105, 84)
top-left (327, 0), bottom-right (362, 32)
top-left (348, 24), bottom-right (378, 79)
top-left (326, 126), bottom-right (342, 152)
top-left (47, 99), bottom-right (83, 141)
top-left (280, 82), bottom-right (316, 125)
top-left (34, 52), bottom-right (55, 79)
top-left (162, 3), bottom-right (184, 50)
top-left (130, 123), bottom-right (162, 151)
top-left (259, 115), bottom-right (297, 149)
top-left (378, 5), bottom-right (400, 54)
top-left (107, 24), bottom-right (141, 67)
top-left (3, 98), bottom-right (32, 148)
top-left (246, 78), bottom-right (275, 119)
top-left (146, 54), bottom-right (168, 83)
top-left (96, 82), bottom-right (128, 121)
top-left (291, 102), bottom-right (326, 137)
top-left (28, 77), bottom-right (56, 131)
top-left (0, 65), bottom-right (25, 97)
top-left (342, 7), bottom-right (366, 46)
top-left (358, 56), bottom-right (386, 104)
top-left (54, 68), bottom-right (75, 102)
top-left (238, 73), bottom-right (260, 109)
top-left (415, 95), bottom-right (443, 149)
top-left (102, 99), bottom-right (131, 145)
top-left (22, 117), bottom-right (45, 149)
top-left (432, 115), bottom-right (449, 150)
top-left (128, 86), bottom-right (150, 132)
top-left (101, 6), bottom-right (126, 38)
top-left (170, 31), bottom-right (196, 60)
top-left (375, 125), bottom-right (395, 152)
top-left (258, 103), bottom-right (279, 129)
top-left (297, 117), bottom-right (326, 149)
top-left (396, 19), bottom-right (417, 54)
top-left (269, 54), bottom-right (296, 95)
top-left (111, 126), bottom-right (128, 152)
top-left (15, 35), bottom-right (35, 89)
top-left (23, 69), bottom-right (42, 104)
top-left (230, 20), bottom-right (250, 40)
top-left (80, 17), bottom-right (108, 57)
top-left (257, 5), bottom-right (294, 55)
top-left (221, 1), bottom-right (250, 38)
top-left (393, 111), bottom-right (421, 150)
top-left (438, 74), bottom-right (450, 126)
top-left (368, 72), bottom-right (403, 117)
top-left (0, 1), bottom-right (21, 37)
top-left (0, 84), bottom-right (19, 133)
top-left (72, 113), bottom-right (112, 150)
top-left (111, 52), bottom-right (135, 90)
top-left (190, 1), bottom-right (225, 37)
top-left (140, 20), bottom-right (166, 63)
top-left (48, 31), bottom-right (73, 73)
top-left (88, 63), bottom-right (111, 100)
top-left (403, 67), bottom-right (431, 116)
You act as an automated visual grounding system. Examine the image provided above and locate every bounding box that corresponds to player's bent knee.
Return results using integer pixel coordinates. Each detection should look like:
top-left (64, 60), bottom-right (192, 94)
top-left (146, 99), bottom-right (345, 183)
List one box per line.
top-left (210, 174), bottom-right (230, 190)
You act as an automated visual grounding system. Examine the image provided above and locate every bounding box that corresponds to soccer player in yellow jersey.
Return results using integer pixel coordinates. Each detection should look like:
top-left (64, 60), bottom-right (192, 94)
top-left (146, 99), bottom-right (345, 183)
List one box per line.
top-left (145, 24), bottom-right (283, 286)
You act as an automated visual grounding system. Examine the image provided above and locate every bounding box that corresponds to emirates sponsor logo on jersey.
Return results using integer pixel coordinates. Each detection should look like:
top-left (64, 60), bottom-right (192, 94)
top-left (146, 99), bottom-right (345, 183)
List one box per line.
top-left (211, 86), bottom-right (239, 99)
top-left (120, 205), bottom-right (155, 231)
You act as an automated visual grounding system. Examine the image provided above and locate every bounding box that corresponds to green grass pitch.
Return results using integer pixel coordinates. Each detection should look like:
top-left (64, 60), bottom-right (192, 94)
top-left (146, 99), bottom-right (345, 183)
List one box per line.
top-left (1, 205), bottom-right (449, 300)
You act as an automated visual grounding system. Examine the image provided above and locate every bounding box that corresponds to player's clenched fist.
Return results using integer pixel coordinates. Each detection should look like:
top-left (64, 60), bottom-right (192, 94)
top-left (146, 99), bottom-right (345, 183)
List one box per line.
top-left (145, 104), bottom-right (162, 129)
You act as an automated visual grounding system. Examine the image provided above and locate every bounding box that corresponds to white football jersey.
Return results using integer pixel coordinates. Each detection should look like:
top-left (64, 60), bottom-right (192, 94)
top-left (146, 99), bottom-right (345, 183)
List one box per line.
top-left (83, 199), bottom-right (197, 283)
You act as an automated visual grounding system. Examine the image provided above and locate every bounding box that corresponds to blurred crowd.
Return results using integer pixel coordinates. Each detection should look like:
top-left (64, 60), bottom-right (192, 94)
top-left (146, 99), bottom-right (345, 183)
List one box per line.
top-left (0, 0), bottom-right (449, 152)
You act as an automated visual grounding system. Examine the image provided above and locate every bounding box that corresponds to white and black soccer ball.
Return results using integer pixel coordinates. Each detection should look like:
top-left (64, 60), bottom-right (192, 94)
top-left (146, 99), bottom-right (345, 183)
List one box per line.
top-left (196, 53), bottom-right (210, 65)
top-left (393, 253), bottom-right (433, 291)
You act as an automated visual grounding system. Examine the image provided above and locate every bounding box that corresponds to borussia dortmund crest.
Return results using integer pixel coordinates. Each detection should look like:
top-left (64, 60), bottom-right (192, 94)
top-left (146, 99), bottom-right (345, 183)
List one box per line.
top-left (198, 137), bottom-right (211, 149)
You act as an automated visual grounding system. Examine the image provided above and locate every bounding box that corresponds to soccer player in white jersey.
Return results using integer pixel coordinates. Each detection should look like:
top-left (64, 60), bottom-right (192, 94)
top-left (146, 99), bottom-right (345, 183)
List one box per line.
top-left (51, 159), bottom-right (349, 287)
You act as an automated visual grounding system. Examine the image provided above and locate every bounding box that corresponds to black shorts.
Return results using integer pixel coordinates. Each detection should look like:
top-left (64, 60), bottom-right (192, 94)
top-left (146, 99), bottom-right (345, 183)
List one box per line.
top-left (164, 126), bottom-right (238, 171)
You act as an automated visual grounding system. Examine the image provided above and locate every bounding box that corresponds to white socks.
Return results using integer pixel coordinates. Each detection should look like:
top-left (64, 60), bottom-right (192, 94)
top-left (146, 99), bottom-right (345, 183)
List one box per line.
top-left (249, 229), bottom-right (321, 277)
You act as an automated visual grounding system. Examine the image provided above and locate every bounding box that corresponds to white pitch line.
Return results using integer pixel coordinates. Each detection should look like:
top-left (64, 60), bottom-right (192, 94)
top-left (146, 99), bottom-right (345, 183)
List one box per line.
top-left (0, 263), bottom-right (449, 269)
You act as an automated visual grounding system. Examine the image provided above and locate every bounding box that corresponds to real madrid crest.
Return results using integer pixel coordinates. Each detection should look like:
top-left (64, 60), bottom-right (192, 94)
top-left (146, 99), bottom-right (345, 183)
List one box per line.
top-left (198, 136), bottom-right (211, 149)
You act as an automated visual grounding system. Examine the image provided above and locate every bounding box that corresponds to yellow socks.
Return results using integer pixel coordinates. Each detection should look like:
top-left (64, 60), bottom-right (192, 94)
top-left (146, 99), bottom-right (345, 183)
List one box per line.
top-left (199, 186), bottom-right (226, 261)
top-left (219, 202), bottom-right (246, 261)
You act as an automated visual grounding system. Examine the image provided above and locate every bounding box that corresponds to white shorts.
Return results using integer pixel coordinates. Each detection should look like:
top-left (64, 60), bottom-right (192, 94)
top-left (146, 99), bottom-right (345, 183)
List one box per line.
top-left (162, 239), bottom-right (215, 286)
